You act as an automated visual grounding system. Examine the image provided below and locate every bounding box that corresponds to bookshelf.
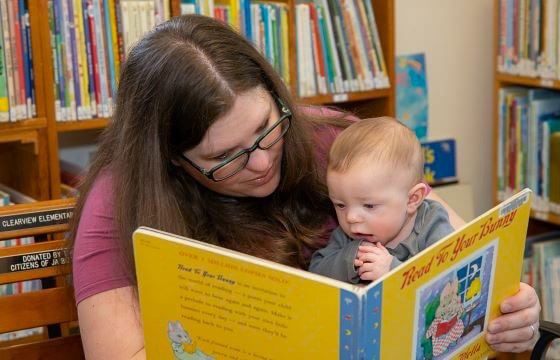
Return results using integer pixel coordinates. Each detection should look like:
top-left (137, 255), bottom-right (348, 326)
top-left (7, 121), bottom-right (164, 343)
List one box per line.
top-left (0, 0), bottom-right (49, 201)
top-left (0, 0), bottom-right (395, 202)
top-left (493, 0), bottom-right (560, 228)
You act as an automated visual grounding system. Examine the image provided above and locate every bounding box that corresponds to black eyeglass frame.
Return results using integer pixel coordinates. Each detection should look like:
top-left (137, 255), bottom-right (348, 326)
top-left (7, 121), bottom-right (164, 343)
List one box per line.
top-left (179, 96), bottom-right (292, 182)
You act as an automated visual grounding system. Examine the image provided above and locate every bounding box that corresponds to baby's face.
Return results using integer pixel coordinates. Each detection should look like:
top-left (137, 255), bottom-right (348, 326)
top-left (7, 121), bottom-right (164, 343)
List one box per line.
top-left (327, 162), bottom-right (411, 246)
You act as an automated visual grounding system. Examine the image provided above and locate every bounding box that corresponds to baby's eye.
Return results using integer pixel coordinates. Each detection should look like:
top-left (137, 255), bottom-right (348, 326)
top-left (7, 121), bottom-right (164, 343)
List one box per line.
top-left (334, 203), bottom-right (345, 209)
top-left (363, 204), bottom-right (375, 209)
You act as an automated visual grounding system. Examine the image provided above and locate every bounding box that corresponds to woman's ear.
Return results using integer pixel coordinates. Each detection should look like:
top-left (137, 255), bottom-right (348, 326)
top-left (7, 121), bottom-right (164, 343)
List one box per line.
top-left (407, 183), bottom-right (429, 214)
top-left (171, 158), bottom-right (181, 166)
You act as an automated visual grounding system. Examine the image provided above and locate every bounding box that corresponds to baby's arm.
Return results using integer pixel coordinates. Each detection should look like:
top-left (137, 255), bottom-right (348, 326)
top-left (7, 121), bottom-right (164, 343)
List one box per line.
top-left (356, 242), bottom-right (393, 281)
top-left (309, 227), bottom-right (361, 283)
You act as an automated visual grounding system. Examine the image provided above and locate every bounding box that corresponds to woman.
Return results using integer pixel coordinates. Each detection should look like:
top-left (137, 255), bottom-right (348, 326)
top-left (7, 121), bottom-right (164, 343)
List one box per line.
top-left (70, 15), bottom-right (540, 359)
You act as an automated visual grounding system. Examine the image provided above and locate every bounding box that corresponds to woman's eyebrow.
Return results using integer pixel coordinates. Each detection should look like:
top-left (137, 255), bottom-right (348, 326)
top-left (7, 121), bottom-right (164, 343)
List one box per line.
top-left (254, 105), bottom-right (272, 134)
top-left (203, 103), bottom-right (273, 158)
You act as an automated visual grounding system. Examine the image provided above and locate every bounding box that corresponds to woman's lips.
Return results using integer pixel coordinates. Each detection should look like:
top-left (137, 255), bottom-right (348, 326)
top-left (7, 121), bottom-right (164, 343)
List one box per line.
top-left (246, 165), bottom-right (274, 184)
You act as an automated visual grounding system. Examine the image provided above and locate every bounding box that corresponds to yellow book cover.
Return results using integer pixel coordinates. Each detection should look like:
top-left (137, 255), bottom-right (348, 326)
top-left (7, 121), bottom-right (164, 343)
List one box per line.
top-left (134, 189), bottom-right (531, 360)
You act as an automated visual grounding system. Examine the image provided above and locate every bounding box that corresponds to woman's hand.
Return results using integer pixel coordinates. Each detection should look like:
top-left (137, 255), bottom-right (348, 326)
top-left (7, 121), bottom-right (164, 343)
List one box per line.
top-left (485, 282), bottom-right (541, 353)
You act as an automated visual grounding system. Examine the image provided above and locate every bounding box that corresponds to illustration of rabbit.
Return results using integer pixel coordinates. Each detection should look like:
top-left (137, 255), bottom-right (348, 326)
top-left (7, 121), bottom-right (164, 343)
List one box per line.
top-left (425, 278), bottom-right (465, 357)
top-left (167, 321), bottom-right (214, 360)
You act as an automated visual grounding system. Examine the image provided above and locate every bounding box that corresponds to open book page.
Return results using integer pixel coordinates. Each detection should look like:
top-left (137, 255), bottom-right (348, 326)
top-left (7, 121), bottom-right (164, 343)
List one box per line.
top-left (134, 228), bottom-right (360, 359)
top-left (134, 189), bottom-right (532, 360)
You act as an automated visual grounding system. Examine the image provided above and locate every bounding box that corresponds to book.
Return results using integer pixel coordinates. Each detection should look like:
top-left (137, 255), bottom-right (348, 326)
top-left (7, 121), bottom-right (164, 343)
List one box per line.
top-left (133, 189), bottom-right (532, 360)
top-left (421, 139), bottom-right (457, 186)
top-left (396, 53), bottom-right (429, 141)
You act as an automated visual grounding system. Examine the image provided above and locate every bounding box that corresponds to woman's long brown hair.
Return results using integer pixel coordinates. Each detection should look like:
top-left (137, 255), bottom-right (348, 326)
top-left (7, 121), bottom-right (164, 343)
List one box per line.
top-left (68, 15), bottom-right (350, 284)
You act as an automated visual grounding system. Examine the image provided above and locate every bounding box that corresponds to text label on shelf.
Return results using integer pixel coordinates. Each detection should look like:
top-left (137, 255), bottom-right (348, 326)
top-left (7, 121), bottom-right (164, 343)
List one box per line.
top-left (0, 208), bottom-right (74, 232)
top-left (0, 249), bottom-right (69, 274)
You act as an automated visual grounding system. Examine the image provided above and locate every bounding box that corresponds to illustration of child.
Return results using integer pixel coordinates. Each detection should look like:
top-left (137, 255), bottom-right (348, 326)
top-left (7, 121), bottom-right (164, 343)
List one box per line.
top-left (167, 320), bottom-right (214, 360)
top-left (425, 278), bottom-right (465, 357)
top-left (309, 117), bottom-right (454, 283)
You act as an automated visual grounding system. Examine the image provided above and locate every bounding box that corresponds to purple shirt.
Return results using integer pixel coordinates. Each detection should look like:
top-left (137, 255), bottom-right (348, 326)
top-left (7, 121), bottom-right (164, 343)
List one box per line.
top-left (72, 107), bottom-right (348, 305)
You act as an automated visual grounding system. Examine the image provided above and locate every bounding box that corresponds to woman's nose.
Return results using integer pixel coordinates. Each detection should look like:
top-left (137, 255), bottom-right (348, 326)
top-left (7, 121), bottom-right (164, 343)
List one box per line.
top-left (245, 148), bottom-right (271, 172)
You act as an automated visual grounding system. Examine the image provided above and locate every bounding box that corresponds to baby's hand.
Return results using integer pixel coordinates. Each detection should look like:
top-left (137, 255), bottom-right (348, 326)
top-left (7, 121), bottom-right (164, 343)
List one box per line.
top-left (354, 242), bottom-right (392, 281)
top-left (353, 241), bottom-right (376, 267)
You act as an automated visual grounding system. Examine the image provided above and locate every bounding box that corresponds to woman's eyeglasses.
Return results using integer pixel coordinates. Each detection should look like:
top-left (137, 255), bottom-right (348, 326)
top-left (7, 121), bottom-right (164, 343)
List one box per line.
top-left (179, 97), bottom-right (292, 182)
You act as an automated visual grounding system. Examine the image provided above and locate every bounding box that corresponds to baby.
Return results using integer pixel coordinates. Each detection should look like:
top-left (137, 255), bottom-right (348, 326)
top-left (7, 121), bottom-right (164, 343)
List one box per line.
top-left (309, 117), bottom-right (453, 283)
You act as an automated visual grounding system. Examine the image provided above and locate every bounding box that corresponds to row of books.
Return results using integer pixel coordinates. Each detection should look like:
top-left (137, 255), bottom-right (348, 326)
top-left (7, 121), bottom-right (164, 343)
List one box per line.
top-left (0, 184), bottom-right (43, 342)
top-left (0, 0), bottom-right (36, 123)
top-left (497, 0), bottom-right (560, 79)
top-left (497, 86), bottom-right (560, 214)
top-left (47, 0), bottom-right (170, 122)
top-left (180, 0), bottom-right (291, 88)
top-left (295, 0), bottom-right (389, 97)
top-left (522, 233), bottom-right (560, 358)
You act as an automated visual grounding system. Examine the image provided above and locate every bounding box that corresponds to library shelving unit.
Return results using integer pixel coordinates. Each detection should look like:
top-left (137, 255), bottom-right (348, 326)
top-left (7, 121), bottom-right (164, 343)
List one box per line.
top-left (0, 0), bottom-right (395, 202)
top-left (170, 0), bottom-right (396, 113)
top-left (493, 0), bottom-right (560, 229)
top-left (0, 1), bottom-right (51, 201)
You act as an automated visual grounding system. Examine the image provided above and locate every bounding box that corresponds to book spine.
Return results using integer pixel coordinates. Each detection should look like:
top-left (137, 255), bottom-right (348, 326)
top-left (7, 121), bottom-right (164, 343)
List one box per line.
top-left (23, 0), bottom-right (34, 116)
top-left (102, 0), bottom-right (115, 100)
top-left (82, 0), bottom-right (96, 117)
top-left (87, 0), bottom-right (101, 115)
top-left (315, 1), bottom-right (334, 93)
top-left (75, 0), bottom-right (90, 118)
top-left (327, 0), bottom-right (354, 92)
top-left (98, 0), bottom-right (111, 116)
top-left (107, 0), bottom-right (118, 86)
top-left (2, 0), bottom-right (16, 121)
top-left (317, 0), bottom-right (343, 93)
top-left (10, 0), bottom-right (25, 119)
top-left (295, 4), bottom-right (304, 96)
top-left (354, 0), bottom-right (379, 86)
top-left (47, 0), bottom-right (61, 121)
top-left (339, 0), bottom-right (364, 90)
top-left (338, 289), bottom-right (363, 360)
top-left (93, 0), bottom-right (108, 117)
top-left (61, 0), bottom-right (76, 120)
top-left (280, 5), bottom-right (290, 85)
top-left (114, 0), bottom-right (125, 64)
top-left (309, 3), bottom-right (326, 94)
top-left (363, 0), bottom-right (388, 86)
top-left (0, 0), bottom-right (9, 122)
top-left (362, 282), bottom-right (383, 360)
top-left (18, 0), bottom-right (30, 117)
top-left (67, 0), bottom-right (82, 120)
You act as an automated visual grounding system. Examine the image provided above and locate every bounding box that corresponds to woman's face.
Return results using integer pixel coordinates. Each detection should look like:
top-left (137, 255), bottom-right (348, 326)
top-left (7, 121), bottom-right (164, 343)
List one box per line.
top-left (181, 87), bottom-right (285, 198)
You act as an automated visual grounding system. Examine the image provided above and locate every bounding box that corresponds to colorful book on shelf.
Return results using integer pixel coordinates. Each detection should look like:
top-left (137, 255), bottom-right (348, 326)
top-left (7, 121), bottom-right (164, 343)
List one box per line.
top-left (134, 189), bottom-right (532, 360)
top-left (550, 133), bottom-right (560, 211)
top-left (421, 139), bottom-right (457, 185)
top-left (396, 53), bottom-right (428, 141)
top-left (0, 2), bottom-right (8, 122)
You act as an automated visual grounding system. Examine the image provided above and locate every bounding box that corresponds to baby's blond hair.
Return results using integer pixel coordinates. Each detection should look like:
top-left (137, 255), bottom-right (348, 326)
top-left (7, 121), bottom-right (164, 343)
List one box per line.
top-left (328, 117), bottom-right (424, 185)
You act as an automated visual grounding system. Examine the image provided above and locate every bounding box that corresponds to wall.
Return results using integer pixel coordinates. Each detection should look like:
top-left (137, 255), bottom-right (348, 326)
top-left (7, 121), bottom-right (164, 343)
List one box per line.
top-left (396, 0), bottom-right (494, 216)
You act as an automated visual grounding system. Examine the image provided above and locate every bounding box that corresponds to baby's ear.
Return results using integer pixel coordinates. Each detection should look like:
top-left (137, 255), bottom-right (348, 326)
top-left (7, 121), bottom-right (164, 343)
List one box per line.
top-left (407, 183), bottom-right (429, 214)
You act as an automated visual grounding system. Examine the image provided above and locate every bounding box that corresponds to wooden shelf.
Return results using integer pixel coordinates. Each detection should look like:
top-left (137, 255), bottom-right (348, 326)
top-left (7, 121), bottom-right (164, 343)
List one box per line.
top-left (496, 73), bottom-right (560, 90)
top-left (0, 117), bottom-right (47, 133)
top-left (55, 118), bottom-right (110, 132)
top-left (297, 88), bottom-right (392, 105)
top-left (531, 210), bottom-right (560, 226)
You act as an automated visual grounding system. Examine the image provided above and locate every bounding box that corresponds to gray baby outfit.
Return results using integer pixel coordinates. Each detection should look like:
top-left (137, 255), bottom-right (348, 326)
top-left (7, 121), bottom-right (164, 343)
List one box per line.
top-left (309, 199), bottom-right (454, 283)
